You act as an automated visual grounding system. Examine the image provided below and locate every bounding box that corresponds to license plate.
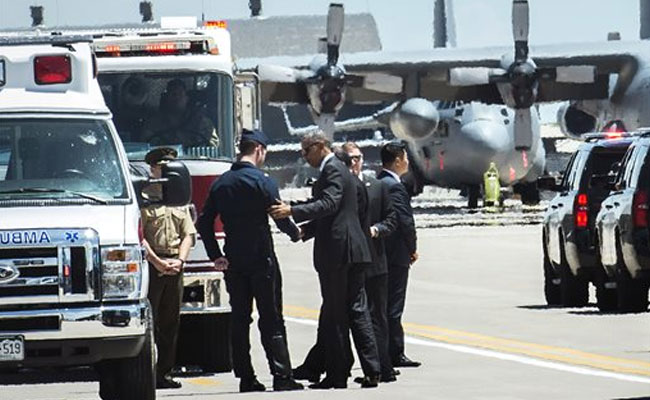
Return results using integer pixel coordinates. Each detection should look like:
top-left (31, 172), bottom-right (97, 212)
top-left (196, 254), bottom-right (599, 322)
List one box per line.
top-left (0, 335), bottom-right (24, 361)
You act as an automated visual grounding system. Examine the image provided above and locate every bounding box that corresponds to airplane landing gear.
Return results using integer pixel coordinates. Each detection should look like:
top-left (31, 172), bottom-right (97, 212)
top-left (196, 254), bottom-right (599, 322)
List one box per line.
top-left (467, 185), bottom-right (480, 209)
top-left (514, 181), bottom-right (540, 205)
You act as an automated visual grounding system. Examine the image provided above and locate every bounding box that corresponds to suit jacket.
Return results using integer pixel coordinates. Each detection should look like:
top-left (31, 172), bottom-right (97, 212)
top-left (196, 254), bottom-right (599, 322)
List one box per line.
top-left (363, 175), bottom-right (397, 277)
top-left (292, 156), bottom-right (371, 272)
top-left (378, 170), bottom-right (417, 268)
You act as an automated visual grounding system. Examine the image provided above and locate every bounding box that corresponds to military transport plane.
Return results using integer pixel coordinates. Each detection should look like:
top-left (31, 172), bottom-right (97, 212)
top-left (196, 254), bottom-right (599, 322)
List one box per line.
top-left (239, 0), bottom-right (647, 206)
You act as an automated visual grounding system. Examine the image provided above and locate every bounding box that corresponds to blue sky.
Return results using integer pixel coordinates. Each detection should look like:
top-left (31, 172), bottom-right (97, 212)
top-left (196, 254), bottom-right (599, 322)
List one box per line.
top-left (0, 0), bottom-right (640, 50)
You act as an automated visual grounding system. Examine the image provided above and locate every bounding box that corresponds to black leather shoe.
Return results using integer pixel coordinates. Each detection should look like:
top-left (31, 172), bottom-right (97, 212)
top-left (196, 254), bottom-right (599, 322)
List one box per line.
top-left (273, 376), bottom-right (304, 391)
top-left (393, 355), bottom-right (421, 368)
top-left (380, 373), bottom-right (397, 383)
top-left (359, 375), bottom-right (379, 388)
top-left (308, 377), bottom-right (347, 389)
top-left (156, 377), bottom-right (182, 389)
top-left (239, 377), bottom-right (266, 393)
top-left (292, 366), bottom-right (320, 383)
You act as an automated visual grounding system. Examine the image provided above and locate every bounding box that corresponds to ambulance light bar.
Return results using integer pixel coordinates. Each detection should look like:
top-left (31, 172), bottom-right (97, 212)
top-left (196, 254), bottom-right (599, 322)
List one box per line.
top-left (93, 39), bottom-right (215, 57)
top-left (0, 34), bottom-right (92, 47)
top-left (34, 55), bottom-right (72, 85)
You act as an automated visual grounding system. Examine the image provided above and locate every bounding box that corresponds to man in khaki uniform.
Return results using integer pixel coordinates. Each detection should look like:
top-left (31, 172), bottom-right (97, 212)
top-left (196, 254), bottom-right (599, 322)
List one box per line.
top-left (141, 147), bottom-right (196, 389)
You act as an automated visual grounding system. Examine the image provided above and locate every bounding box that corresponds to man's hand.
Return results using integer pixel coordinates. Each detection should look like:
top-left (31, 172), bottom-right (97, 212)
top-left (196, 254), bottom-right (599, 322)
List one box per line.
top-left (166, 258), bottom-right (183, 274)
top-left (410, 252), bottom-right (419, 265)
top-left (268, 200), bottom-right (292, 220)
top-left (214, 256), bottom-right (229, 271)
top-left (370, 226), bottom-right (379, 238)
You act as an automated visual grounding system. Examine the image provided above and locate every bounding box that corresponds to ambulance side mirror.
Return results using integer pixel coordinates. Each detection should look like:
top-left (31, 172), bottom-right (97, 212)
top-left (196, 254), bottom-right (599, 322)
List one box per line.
top-left (131, 161), bottom-right (192, 208)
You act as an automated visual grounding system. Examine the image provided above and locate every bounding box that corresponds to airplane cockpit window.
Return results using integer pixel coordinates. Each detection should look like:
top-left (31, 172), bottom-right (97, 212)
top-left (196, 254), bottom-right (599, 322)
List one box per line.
top-left (99, 72), bottom-right (235, 162)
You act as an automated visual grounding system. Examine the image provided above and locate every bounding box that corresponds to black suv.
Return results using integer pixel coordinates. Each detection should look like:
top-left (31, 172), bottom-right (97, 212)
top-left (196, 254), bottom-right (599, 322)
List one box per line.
top-left (539, 135), bottom-right (633, 310)
top-left (595, 134), bottom-right (650, 312)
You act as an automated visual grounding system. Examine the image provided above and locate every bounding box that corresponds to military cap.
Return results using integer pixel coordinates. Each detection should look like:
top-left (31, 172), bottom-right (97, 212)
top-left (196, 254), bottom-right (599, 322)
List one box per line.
top-left (145, 147), bottom-right (178, 165)
top-left (240, 129), bottom-right (269, 148)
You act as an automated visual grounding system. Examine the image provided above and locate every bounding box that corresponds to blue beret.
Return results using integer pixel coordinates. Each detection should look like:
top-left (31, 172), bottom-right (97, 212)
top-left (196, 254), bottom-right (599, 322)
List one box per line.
top-left (240, 129), bottom-right (269, 148)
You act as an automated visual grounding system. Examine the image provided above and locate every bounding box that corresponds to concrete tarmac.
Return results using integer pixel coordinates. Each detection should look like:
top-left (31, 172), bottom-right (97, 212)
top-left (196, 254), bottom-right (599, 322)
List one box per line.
top-left (2, 225), bottom-right (650, 399)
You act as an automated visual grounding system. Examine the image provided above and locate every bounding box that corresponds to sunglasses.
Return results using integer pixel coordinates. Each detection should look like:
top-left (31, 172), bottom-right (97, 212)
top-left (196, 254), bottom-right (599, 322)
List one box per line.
top-left (349, 155), bottom-right (362, 162)
top-left (301, 143), bottom-right (319, 156)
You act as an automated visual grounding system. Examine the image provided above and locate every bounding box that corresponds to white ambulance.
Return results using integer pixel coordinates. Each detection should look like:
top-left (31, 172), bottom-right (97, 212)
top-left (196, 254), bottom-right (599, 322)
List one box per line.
top-left (0, 35), bottom-right (190, 400)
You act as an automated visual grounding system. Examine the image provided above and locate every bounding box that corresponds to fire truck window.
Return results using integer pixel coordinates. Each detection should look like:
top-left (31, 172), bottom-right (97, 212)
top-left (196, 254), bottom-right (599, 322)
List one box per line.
top-left (99, 72), bottom-right (235, 162)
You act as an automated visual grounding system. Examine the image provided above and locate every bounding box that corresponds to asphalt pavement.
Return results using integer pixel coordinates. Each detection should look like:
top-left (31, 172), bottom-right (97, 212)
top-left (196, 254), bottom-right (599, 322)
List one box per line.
top-left (2, 225), bottom-right (650, 399)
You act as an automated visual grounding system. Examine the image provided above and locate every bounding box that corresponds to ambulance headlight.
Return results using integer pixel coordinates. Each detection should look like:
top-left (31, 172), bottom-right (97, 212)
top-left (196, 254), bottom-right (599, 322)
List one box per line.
top-left (101, 246), bottom-right (144, 300)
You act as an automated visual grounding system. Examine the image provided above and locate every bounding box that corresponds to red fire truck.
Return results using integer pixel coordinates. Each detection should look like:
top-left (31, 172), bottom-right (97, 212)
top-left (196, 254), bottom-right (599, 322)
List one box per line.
top-left (89, 18), bottom-right (261, 373)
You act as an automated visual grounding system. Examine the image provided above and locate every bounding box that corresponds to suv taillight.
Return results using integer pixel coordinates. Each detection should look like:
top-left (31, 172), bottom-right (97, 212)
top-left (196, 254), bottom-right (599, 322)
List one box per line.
top-left (575, 193), bottom-right (589, 228)
top-left (34, 55), bottom-right (71, 85)
top-left (633, 190), bottom-right (649, 228)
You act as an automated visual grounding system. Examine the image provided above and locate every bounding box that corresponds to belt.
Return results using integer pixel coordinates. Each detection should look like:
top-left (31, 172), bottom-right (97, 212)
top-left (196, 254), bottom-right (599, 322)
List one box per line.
top-left (156, 253), bottom-right (179, 258)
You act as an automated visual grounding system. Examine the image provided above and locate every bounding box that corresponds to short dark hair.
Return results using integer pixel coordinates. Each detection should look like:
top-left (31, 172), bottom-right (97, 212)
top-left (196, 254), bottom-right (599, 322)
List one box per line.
top-left (301, 133), bottom-right (330, 151)
top-left (381, 141), bottom-right (407, 166)
top-left (333, 147), bottom-right (352, 167)
top-left (238, 139), bottom-right (260, 155)
top-left (342, 141), bottom-right (360, 153)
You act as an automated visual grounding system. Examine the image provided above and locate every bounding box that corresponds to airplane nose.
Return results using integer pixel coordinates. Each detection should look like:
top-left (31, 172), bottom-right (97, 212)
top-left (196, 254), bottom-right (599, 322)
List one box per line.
top-left (454, 120), bottom-right (510, 179)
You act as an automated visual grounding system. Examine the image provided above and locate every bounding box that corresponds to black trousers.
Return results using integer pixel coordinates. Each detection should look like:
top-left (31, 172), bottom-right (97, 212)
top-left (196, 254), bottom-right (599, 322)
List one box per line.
top-left (148, 267), bottom-right (183, 380)
top-left (301, 264), bottom-right (380, 378)
top-left (366, 272), bottom-right (392, 377)
top-left (387, 265), bottom-right (410, 362)
top-left (225, 259), bottom-right (292, 380)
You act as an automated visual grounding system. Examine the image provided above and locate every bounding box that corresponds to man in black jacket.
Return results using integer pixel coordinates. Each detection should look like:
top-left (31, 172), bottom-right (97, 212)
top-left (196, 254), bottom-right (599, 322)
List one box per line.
top-left (343, 142), bottom-right (399, 382)
top-left (196, 129), bottom-right (303, 393)
top-left (377, 141), bottom-right (421, 368)
top-left (269, 134), bottom-right (371, 389)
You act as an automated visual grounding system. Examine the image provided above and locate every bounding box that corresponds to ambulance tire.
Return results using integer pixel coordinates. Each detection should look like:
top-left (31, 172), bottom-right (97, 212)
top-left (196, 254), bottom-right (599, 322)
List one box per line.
top-left (98, 307), bottom-right (155, 400)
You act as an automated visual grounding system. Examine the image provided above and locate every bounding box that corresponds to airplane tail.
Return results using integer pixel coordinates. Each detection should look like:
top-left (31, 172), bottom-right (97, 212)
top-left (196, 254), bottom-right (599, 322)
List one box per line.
top-left (641, 0), bottom-right (650, 39)
top-left (433, 0), bottom-right (457, 48)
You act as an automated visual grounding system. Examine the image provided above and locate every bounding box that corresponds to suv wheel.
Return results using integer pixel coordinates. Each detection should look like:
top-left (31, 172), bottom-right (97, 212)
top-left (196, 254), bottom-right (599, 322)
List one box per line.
top-left (542, 232), bottom-right (561, 305)
top-left (559, 238), bottom-right (589, 307)
top-left (614, 237), bottom-right (648, 313)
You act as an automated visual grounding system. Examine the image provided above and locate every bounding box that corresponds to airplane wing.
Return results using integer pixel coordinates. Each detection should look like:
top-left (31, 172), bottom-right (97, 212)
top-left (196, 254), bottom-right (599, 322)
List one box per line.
top-left (237, 40), bottom-right (640, 105)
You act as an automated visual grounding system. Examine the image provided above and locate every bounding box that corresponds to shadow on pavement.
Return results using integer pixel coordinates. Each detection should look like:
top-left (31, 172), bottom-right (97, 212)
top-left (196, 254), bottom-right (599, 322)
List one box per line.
top-left (0, 366), bottom-right (97, 385)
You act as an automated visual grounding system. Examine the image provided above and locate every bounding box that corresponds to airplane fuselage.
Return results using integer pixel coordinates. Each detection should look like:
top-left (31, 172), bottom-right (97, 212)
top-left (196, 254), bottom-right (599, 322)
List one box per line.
top-left (407, 102), bottom-right (545, 189)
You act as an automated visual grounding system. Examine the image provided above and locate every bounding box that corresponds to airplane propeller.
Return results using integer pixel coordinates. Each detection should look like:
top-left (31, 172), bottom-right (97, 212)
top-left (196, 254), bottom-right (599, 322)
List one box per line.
top-left (489, 0), bottom-right (537, 151)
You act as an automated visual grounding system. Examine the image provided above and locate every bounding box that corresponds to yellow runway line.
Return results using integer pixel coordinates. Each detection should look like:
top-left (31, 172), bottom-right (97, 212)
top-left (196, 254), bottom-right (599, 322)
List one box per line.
top-left (285, 304), bottom-right (650, 377)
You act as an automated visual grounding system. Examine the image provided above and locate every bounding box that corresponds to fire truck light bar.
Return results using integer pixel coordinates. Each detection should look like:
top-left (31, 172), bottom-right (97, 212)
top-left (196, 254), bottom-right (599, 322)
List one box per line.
top-left (93, 40), bottom-right (206, 57)
top-left (204, 20), bottom-right (227, 29)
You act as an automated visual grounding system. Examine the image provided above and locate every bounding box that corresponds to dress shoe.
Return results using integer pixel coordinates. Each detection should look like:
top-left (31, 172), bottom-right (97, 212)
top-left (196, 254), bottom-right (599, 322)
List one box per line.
top-left (156, 376), bottom-right (182, 389)
top-left (292, 366), bottom-right (320, 383)
top-left (239, 377), bottom-right (266, 393)
top-left (273, 376), bottom-right (304, 391)
top-left (308, 377), bottom-right (347, 389)
top-left (393, 355), bottom-right (421, 368)
top-left (380, 373), bottom-right (397, 383)
top-left (359, 375), bottom-right (379, 388)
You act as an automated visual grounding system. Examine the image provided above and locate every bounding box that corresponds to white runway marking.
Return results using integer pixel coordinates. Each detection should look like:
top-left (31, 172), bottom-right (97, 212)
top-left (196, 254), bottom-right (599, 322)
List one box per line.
top-left (285, 316), bottom-right (650, 385)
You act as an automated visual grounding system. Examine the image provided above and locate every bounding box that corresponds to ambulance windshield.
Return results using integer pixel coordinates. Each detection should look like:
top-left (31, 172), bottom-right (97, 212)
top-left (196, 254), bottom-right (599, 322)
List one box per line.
top-left (98, 71), bottom-right (235, 161)
top-left (0, 118), bottom-right (128, 202)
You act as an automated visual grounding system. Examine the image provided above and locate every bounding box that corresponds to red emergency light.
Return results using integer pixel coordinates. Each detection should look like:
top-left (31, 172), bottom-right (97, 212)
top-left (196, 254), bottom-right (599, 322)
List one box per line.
top-left (34, 55), bottom-right (72, 85)
top-left (204, 20), bottom-right (227, 29)
top-left (145, 42), bottom-right (181, 53)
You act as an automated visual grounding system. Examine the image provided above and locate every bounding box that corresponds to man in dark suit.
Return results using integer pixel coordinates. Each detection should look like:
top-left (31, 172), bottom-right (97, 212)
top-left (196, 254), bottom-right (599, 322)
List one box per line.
top-left (269, 134), bottom-right (371, 389)
top-left (377, 141), bottom-right (421, 368)
top-left (343, 142), bottom-right (399, 382)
